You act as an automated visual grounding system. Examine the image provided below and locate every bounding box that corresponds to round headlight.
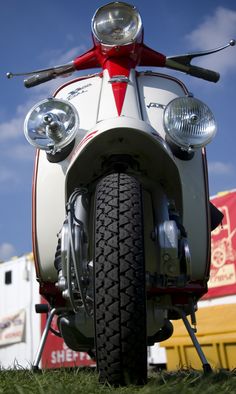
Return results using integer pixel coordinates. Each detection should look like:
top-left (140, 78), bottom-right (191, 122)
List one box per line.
top-left (163, 97), bottom-right (217, 151)
top-left (24, 98), bottom-right (79, 154)
top-left (92, 2), bottom-right (142, 46)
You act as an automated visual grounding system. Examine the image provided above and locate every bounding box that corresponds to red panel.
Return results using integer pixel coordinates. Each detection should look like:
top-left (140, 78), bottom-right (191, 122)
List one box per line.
top-left (72, 43), bottom-right (166, 117)
top-left (203, 190), bottom-right (236, 299)
top-left (105, 58), bottom-right (132, 116)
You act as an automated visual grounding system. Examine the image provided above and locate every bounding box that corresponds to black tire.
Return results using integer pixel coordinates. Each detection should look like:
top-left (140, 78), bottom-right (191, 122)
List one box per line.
top-left (94, 173), bottom-right (147, 386)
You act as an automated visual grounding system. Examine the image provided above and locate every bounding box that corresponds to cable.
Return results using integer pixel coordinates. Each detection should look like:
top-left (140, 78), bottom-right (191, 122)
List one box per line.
top-left (66, 189), bottom-right (92, 316)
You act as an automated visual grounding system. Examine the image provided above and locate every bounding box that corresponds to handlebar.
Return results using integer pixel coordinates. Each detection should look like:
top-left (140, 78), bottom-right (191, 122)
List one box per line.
top-left (164, 40), bottom-right (235, 83)
top-left (23, 61), bottom-right (220, 87)
top-left (7, 62), bottom-right (75, 88)
top-left (24, 72), bottom-right (56, 88)
top-left (188, 64), bottom-right (220, 83)
top-left (165, 58), bottom-right (220, 83)
top-left (24, 62), bottom-right (75, 88)
top-left (7, 40), bottom-right (235, 87)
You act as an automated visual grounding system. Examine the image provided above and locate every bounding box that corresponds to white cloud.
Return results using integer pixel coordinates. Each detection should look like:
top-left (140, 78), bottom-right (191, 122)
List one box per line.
top-left (208, 161), bottom-right (234, 175)
top-left (48, 46), bottom-right (84, 67)
top-left (0, 117), bottom-right (23, 142)
top-left (0, 243), bottom-right (17, 261)
top-left (186, 7), bottom-right (236, 75)
top-left (0, 97), bottom-right (41, 144)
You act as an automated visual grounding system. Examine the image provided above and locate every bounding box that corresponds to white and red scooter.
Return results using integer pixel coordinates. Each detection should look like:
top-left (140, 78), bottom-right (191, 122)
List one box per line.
top-left (7, 1), bottom-right (234, 386)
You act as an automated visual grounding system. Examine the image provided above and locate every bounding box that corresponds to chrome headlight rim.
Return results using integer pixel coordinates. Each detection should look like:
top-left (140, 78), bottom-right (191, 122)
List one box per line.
top-left (91, 1), bottom-right (143, 47)
top-left (163, 96), bottom-right (217, 151)
top-left (24, 98), bottom-right (79, 154)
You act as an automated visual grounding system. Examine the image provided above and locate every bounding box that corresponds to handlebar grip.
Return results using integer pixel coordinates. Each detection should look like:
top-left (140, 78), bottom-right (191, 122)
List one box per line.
top-left (24, 72), bottom-right (55, 88)
top-left (188, 65), bottom-right (220, 83)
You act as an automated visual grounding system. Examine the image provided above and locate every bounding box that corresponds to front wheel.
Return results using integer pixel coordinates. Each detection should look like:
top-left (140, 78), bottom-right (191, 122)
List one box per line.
top-left (94, 173), bottom-right (147, 386)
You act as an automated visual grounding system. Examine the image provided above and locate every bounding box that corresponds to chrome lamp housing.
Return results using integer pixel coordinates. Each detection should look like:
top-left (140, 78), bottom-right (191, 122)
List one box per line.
top-left (24, 98), bottom-right (79, 154)
top-left (91, 2), bottom-right (143, 46)
top-left (163, 96), bottom-right (217, 151)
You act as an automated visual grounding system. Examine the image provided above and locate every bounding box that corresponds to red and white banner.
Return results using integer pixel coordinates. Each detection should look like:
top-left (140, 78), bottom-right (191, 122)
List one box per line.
top-left (0, 309), bottom-right (26, 346)
top-left (204, 190), bottom-right (236, 299)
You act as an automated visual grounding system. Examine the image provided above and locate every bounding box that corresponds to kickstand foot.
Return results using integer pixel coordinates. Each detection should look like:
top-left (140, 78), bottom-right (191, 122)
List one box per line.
top-left (203, 363), bottom-right (212, 374)
top-left (32, 365), bottom-right (42, 373)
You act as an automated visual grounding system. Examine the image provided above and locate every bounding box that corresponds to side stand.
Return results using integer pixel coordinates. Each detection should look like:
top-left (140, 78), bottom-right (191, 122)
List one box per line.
top-left (32, 306), bottom-right (67, 371)
top-left (172, 306), bottom-right (212, 373)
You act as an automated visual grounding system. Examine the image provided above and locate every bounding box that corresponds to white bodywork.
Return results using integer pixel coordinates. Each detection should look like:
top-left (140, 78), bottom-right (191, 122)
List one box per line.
top-left (34, 70), bottom-right (209, 282)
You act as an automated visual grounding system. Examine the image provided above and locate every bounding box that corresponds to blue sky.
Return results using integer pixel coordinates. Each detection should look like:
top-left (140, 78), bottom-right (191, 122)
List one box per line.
top-left (1, 0), bottom-right (236, 260)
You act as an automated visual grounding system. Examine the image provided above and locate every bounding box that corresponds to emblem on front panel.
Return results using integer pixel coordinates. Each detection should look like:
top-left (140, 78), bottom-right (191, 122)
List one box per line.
top-left (67, 83), bottom-right (92, 100)
top-left (147, 102), bottom-right (166, 109)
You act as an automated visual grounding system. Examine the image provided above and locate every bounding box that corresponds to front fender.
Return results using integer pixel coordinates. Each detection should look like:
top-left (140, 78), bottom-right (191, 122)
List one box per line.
top-left (65, 117), bottom-right (183, 212)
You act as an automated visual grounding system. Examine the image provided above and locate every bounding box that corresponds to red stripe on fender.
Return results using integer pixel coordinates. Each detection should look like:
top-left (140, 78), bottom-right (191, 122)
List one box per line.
top-left (78, 130), bottom-right (98, 148)
top-left (105, 58), bottom-right (134, 116)
top-left (70, 130), bottom-right (98, 162)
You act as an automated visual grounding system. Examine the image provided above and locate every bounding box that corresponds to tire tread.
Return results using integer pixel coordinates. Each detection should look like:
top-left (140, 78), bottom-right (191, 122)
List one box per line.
top-left (94, 173), bottom-right (147, 385)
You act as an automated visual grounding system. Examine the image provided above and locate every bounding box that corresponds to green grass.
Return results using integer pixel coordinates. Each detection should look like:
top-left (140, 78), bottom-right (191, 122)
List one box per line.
top-left (0, 368), bottom-right (236, 394)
